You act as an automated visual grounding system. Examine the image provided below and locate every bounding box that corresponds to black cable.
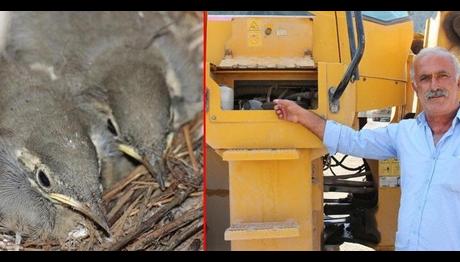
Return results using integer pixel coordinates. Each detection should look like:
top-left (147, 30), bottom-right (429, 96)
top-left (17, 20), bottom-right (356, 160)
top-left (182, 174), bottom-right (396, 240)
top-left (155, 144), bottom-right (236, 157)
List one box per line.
top-left (323, 154), bottom-right (368, 176)
top-left (331, 155), bottom-right (367, 172)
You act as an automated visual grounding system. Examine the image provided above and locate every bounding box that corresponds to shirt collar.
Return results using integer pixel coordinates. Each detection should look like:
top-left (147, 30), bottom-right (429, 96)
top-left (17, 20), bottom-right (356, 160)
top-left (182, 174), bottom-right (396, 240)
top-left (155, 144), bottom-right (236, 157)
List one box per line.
top-left (416, 105), bottom-right (460, 127)
top-left (415, 111), bottom-right (427, 126)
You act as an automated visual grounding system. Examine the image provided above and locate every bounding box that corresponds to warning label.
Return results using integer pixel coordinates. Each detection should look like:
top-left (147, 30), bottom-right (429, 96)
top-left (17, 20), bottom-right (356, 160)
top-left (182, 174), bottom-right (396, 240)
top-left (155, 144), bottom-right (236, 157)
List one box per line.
top-left (379, 176), bottom-right (400, 188)
top-left (248, 19), bottom-right (260, 31)
top-left (247, 19), bottom-right (262, 47)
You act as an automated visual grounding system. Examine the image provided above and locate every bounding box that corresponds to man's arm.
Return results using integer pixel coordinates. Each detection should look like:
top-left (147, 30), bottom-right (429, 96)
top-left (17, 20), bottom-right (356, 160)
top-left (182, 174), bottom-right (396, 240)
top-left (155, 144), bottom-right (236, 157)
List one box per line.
top-left (273, 99), bottom-right (398, 159)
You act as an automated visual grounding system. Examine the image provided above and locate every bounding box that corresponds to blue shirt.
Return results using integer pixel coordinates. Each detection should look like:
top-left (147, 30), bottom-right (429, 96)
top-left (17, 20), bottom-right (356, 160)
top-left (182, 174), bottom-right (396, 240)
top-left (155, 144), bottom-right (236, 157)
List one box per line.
top-left (323, 109), bottom-right (460, 251)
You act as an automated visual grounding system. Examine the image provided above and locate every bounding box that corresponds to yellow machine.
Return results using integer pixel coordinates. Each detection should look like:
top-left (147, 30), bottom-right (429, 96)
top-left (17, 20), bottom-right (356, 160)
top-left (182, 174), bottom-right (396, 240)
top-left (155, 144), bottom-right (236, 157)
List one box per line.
top-left (206, 11), bottom-right (417, 251)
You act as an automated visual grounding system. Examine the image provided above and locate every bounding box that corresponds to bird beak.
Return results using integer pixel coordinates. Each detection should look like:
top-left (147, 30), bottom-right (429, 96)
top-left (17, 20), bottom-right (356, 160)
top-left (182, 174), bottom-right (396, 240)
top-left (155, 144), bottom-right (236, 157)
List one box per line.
top-left (118, 144), bottom-right (143, 162)
top-left (49, 193), bottom-right (110, 236)
top-left (143, 155), bottom-right (166, 191)
top-left (118, 143), bottom-right (167, 191)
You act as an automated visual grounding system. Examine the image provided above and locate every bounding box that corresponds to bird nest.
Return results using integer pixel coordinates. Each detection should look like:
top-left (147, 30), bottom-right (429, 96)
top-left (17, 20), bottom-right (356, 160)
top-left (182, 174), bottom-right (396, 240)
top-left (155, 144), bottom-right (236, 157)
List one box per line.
top-left (0, 113), bottom-right (203, 251)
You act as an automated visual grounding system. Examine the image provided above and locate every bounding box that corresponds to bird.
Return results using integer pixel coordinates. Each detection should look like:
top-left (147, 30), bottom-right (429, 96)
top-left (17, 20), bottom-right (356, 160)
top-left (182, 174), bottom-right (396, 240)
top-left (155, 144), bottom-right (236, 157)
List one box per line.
top-left (84, 46), bottom-right (172, 190)
top-left (0, 59), bottom-right (109, 242)
top-left (3, 11), bottom-right (201, 190)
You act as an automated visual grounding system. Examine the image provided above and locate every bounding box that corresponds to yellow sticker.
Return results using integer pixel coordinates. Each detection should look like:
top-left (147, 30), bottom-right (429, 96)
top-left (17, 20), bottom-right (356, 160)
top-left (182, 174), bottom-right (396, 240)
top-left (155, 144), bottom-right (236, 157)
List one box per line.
top-left (247, 19), bottom-right (261, 47)
top-left (248, 19), bottom-right (260, 31)
top-left (248, 32), bottom-right (262, 47)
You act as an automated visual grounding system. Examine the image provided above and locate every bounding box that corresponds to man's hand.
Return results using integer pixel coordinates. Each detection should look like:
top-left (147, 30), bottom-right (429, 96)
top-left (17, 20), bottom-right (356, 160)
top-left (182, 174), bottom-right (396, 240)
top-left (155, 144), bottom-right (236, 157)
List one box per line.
top-left (273, 99), bottom-right (305, 123)
top-left (273, 99), bottom-right (326, 140)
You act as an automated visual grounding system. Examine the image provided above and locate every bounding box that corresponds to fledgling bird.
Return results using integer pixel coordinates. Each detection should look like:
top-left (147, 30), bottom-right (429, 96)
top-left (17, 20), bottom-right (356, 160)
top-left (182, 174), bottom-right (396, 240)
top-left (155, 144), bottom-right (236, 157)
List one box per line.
top-left (84, 47), bottom-right (171, 190)
top-left (2, 12), bottom-right (180, 188)
top-left (3, 11), bottom-right (202, 189)
top-left (0, 59), bottom-right (109, 241)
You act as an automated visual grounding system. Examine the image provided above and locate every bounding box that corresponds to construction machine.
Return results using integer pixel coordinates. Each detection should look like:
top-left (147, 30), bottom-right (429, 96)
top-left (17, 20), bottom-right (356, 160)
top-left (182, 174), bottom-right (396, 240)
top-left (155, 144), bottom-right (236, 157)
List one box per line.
top-left (205, 11), bottom-right (423, 251)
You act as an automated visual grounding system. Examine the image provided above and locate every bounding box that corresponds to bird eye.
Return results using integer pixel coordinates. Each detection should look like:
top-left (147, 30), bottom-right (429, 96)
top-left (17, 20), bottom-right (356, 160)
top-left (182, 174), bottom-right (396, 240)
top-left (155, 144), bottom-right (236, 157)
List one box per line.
top-left (107, 118), bottom-right (118, 136)
top-left (36, 169), bottom-right (51, 188)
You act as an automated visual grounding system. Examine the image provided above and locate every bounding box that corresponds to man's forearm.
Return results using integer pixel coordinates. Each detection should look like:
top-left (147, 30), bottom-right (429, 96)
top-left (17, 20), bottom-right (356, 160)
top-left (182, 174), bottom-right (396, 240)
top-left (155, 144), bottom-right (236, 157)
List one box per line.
top-left (297, 110), bottom-right (326, 140)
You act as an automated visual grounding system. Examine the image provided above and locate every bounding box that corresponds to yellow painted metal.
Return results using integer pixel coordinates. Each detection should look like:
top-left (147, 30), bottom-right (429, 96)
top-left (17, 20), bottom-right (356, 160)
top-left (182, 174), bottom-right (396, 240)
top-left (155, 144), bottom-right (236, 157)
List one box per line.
top-left (206, 11), bottom-right (415, 251)
top-left (334, 12), bottom-right (413, 114)
top-left (310, 157), bottom-right (324, 251)
top-left (335, 12), bottom-right (413, 81)
top-left (206, 62), bottom-right (355, 150)
top-left (310, 12), bottom-right (340, 63)
top-left (228, 150), bottom-right (317, 250)
top-left (360, 20), bottom-right (413, 81)
top-left (375, 187), bottom-right (401, 251)
top-left (223, 149), bottom-right (300, 161)
top-left (322, 63), bottom-right (356, 125)
top-left (206, 17), bottom-right (233, 66)
top-left (224, 220), bottom-right (300, 241)
top-left (217, 56), bottom-right (315, 69)
top-left (374, 157), bottom-right (401, 251)
top-left (362, 158), bottom-right (400, 251)
top-left (207, 12), bottom-right (414, 147)
top-left (356, 78), bottom-right (406, 112)
top-left (206, 145), bottom-right (231, 251)
top-left (225, 17), bottom-right (313, 57)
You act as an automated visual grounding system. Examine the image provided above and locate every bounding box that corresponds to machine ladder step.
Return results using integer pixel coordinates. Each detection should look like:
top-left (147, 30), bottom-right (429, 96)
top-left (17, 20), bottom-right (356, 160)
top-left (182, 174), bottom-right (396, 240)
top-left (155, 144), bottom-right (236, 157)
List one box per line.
top-left (223, 149), bottom-right (300, 161)
top-left (224, 220), bottom-right (300, 241)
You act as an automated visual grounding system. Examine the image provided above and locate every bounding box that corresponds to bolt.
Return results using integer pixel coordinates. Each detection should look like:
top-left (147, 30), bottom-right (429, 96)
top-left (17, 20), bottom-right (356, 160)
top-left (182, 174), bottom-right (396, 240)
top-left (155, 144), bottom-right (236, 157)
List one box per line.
top-left (265, 27), bottom-right (272, 36)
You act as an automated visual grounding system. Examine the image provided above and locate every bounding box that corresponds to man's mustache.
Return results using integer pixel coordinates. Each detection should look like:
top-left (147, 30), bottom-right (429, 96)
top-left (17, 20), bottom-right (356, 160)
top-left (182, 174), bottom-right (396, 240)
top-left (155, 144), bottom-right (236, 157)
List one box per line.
top-left (425, 89), bottom-right (448, 100)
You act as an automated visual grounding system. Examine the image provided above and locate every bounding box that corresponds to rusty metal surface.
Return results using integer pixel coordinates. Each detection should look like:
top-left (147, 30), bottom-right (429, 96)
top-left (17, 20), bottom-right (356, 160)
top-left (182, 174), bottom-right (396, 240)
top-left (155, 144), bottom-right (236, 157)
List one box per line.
top-left (217, 55), bottom-right (315, 70)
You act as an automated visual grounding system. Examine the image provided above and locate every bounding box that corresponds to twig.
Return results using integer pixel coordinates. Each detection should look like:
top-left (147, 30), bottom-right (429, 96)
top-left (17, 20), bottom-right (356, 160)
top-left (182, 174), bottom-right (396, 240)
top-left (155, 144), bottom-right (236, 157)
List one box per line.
top-left (111, 193), bottom-right (144, 235)
top-left (183, 124), bottom-right (198, 173)
top-left (165, 158), bottom-right (201, 189)
top-left (175, 230), bottom-right (203, 251)
top-left (131, 181), bottom-right (162, 186)
top-left (147, 182), bottom-right (177, 205)
top-left (161, 218), bottom-right (203, 251)
top-left (128, 207), bottom-right (203, 250)
top-left (107, 189), bottom-right (134, 221)
top-left (151, 196), bottom-right (174, 207)
top-left (190, 192), bottom-right (202, 197)
top-left (172, 165), bottom-right (202, 188)
top-left (134, 186), bottom-right (154, 229)
top-left (109, 188), bottom-right (193, 250)
top-left (103, 165), bottom-right (147, 202)
top-left (83, 223), bottom-right (97, 251)
top-left (108, 189), bottom-right (144, 226)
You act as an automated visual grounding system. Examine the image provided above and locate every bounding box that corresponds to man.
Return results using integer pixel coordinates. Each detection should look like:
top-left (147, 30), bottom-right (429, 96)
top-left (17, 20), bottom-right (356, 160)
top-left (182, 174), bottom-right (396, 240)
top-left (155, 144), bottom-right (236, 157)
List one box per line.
top-left (274, 47), bottom-right (460, 251)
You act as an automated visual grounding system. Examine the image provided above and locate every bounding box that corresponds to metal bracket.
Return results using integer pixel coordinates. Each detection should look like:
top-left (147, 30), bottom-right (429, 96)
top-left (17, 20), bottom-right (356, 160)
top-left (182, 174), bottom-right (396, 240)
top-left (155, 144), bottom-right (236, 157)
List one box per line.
top-left (329, 11), bottom-right (365, 114)
top-left (328, 87), bottom-right (340, 113)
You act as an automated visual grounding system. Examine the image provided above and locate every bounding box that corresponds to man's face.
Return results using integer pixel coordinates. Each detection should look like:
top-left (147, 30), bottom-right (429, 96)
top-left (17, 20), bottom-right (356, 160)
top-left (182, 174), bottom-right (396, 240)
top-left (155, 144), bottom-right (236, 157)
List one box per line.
top-left (413, 53), bottom-right (460, 116)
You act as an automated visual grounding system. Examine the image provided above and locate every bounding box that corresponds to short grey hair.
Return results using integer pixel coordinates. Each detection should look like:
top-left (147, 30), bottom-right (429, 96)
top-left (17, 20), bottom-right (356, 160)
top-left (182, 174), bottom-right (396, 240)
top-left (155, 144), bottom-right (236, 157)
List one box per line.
top-left (410, 47), bottom-right (460, 83)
